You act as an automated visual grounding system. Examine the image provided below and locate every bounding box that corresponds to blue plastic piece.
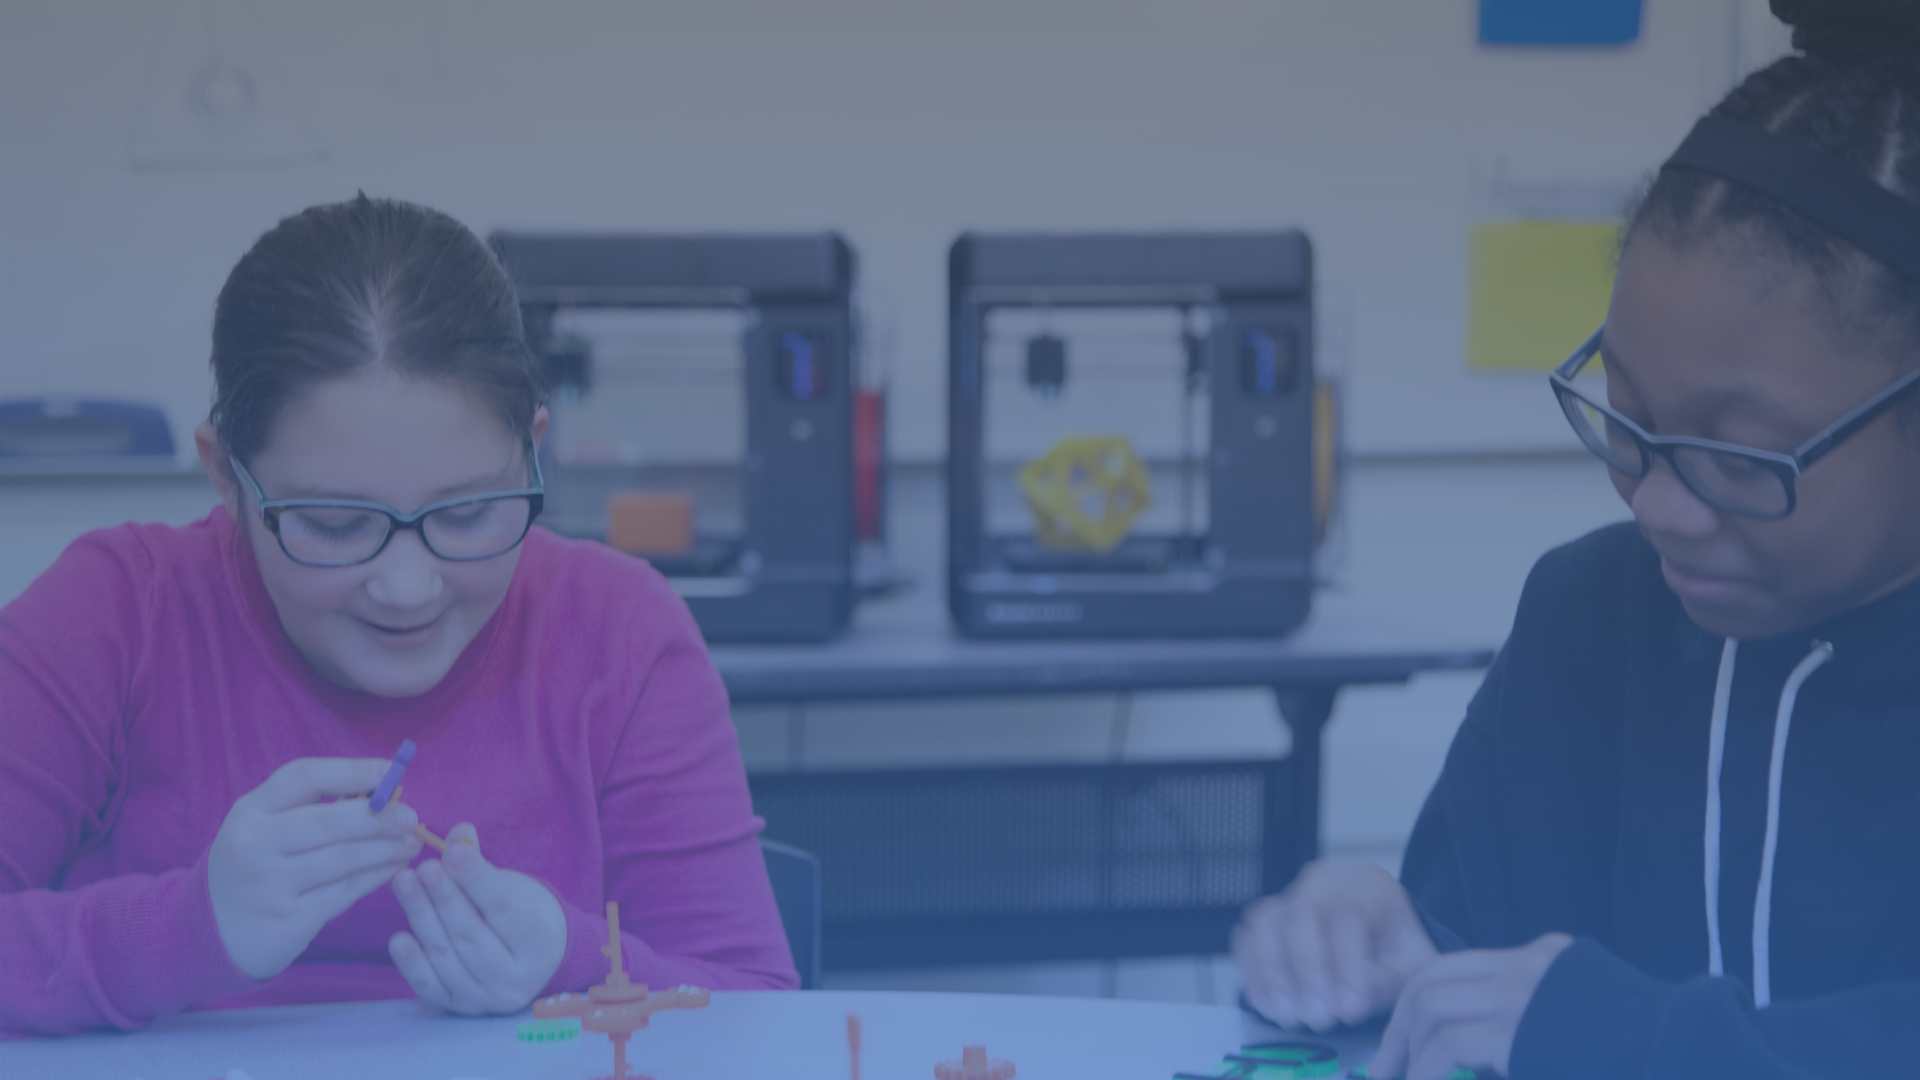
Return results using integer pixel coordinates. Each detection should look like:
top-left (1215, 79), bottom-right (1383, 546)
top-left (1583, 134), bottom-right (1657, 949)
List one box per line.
top-left (1478, 0), bottom-right (1642, 46)
top-left (368, 739), bottom-right (416, 813)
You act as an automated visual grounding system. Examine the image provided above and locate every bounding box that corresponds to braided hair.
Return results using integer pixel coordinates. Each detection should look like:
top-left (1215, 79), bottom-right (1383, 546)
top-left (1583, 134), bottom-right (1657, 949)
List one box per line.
top-left (1630, 0), bottom-right (1920, 345)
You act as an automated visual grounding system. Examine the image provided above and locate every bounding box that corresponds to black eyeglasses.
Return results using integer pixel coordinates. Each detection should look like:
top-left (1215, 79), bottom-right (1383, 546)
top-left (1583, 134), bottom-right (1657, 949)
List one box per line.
top-left (1550, 328), bottom-right (1920, 519)
top-left (229, 446), bottom-right (545, 568)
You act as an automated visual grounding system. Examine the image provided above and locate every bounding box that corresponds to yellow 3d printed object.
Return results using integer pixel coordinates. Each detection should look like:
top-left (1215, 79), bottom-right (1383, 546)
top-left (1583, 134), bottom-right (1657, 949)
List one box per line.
top-left (1019, 436), bottom-right (1151, 553)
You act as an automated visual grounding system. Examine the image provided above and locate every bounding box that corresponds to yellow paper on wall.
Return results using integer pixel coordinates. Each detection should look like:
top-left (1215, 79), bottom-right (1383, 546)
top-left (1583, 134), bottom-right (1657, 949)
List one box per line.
top-left (1467, 220), bottom-right (1620, 371)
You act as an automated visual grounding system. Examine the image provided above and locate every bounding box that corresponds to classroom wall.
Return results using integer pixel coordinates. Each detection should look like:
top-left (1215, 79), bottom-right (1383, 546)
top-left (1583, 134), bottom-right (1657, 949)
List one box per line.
top-left (4, 1), bottom-right (1784, 459)
top-left (0, 1), bottom-right (1786, 998)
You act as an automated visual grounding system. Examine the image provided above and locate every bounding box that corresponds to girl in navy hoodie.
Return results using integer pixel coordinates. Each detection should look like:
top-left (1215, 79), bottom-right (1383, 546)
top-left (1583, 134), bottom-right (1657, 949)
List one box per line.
top-left (1234, 2), bottom-right (1920, 1077)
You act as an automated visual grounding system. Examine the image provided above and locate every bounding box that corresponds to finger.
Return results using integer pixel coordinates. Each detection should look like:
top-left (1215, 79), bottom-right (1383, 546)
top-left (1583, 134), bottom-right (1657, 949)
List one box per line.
top-left (1235, 899), bottom-right (1298, 1025)
top-left (1404, 977), bottom-right (1491, 1067)
top-left (1256, 901), bottom-right (1304, 1020)
top-left (1372, 988), bottom-right (1414, 1079)
top-left (273, 800), bottom-right (421, 854)
top-left (1411, 1021), bottom-right (1502, 1080)
top-left (389, 931), bottom-right (454, 1011)
top-left (1281, 902), bottom-right (1337, 1030)
top-left (1326, 909), bottom-right (1376, 1024)
top-left (1233, 921), bottom-right (1286, 1025)
top-left (1231, 918), bottom-right (1271, 1008)
top-left (1397, 945), bottom-right (1512, 1006)
top-left (289, 834), bottom-right (421, 894)
top-left (1378, 893), bottom-right (1440, 978)
top-left (251, 759), bottom-right (395, 812)
top-left (1394, 961), bottom-right (1523, 1080)
top-left (1410, 1033), bottom-right (1456, 1080)
top-left (1380, 914), bottom-right (1441, 988)
top-left (438, 827), bottom-right (526, 945)
top-left (393, 867), bottom-right (487, 1010)
top-left (419, 856), bottom-right (516, 986)
top-left (1399, 950), bottom-right (1507, 993)
top-left (439, 818), bottom-right (545, 945)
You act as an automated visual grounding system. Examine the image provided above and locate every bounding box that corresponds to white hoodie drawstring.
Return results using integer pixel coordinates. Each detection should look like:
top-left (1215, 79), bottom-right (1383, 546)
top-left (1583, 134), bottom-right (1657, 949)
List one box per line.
top-left (1705, 637), bottom-right (1834, 1010)
top-left (1704, 639), bottom-right (1738, 981)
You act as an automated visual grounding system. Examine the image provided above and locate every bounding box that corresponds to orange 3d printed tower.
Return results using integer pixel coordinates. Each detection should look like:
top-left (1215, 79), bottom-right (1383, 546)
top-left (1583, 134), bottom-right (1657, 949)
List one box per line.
top-left (531, 901), bottom-right (710, 1080)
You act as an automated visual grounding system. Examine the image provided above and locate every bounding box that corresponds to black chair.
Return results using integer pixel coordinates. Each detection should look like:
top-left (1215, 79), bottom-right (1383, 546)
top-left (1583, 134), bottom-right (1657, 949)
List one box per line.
top-left (762, 838), bottom-right (822, 989)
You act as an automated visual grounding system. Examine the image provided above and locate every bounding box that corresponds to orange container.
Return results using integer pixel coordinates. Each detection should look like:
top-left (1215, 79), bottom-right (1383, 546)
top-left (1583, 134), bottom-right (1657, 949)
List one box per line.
top-left (607, 491), bottom-right (695, 555)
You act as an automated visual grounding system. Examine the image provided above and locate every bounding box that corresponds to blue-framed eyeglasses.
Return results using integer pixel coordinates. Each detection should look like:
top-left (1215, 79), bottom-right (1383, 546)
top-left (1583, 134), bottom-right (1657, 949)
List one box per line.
top-left (229, 445), bottom-right (545, 567)
top-left (1550, 328), bottom-right (1920, 520)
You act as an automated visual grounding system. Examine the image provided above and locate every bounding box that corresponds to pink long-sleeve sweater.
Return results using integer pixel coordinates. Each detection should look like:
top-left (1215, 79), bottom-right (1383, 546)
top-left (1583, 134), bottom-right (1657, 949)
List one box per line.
top-left (0, 507), bottom-right (797, 1036)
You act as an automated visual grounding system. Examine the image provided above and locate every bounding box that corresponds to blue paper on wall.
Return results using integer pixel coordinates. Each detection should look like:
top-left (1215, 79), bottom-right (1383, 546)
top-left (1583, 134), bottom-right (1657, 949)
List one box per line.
top-left (1478, 0), bottom-right (1643, 46)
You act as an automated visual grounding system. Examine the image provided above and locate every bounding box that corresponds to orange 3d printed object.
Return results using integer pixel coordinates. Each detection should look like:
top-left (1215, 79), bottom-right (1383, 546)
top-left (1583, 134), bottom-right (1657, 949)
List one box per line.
top-left (934, 1045), bottom-right (1016, 1080)
top-left (531, 900), bottom-right (710, 1080)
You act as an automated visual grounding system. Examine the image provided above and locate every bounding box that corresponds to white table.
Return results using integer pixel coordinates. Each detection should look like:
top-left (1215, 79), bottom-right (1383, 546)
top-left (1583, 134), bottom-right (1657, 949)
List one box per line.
top-left (0, 991), bottom-right (1378, 1080)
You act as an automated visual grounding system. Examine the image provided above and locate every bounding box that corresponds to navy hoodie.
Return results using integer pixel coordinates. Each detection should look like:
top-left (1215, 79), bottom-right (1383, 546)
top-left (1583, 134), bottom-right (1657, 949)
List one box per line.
top-left (1402, 521), bottom-right (1918, 1078)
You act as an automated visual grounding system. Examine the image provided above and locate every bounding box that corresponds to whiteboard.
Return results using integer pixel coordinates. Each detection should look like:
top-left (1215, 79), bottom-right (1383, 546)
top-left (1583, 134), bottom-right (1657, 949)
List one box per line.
top-left (0, 0), bottom-right (1784, 461)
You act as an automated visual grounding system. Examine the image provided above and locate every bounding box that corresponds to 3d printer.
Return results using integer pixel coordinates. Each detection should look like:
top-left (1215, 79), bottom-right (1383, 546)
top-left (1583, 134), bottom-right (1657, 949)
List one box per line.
top-left (490, 232), bottom-right (857, 643)
top-left (947, 231), bottom-right (1328, 639)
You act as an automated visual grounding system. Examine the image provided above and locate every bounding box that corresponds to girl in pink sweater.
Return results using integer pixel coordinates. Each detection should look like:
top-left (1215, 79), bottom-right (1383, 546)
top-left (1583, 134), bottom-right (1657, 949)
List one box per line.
top-left (0, 194), bottom-right (798, 1037)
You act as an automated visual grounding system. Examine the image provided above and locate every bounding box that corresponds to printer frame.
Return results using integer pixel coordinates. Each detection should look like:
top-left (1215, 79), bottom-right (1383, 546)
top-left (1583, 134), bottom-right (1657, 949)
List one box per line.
top-left (493, 232), bottom-right (858, 643)
top-left (947, 231), bottom-right (1318, 639)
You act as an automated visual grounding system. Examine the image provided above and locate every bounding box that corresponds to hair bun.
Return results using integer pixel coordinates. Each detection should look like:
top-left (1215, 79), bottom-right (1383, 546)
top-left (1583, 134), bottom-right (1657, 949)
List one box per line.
top-left (1771, 0), bottom-right (1920, 62)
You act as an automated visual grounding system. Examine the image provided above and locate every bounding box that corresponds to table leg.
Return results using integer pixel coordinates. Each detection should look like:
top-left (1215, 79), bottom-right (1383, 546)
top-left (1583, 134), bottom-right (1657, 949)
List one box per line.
top-left (1266, 685), bottom-right (1339, 892)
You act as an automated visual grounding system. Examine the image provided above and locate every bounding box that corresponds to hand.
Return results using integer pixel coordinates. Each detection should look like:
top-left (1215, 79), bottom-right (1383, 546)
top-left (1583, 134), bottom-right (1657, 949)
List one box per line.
top-left (1233, 859), bottom-right (1437, 1031)
top-left (208, 758), bottom-right (425, 980)
top-left (388, 823), bottom-right (568, 1015)
top-left (1369, 933), bottom-right (1574, 1080)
